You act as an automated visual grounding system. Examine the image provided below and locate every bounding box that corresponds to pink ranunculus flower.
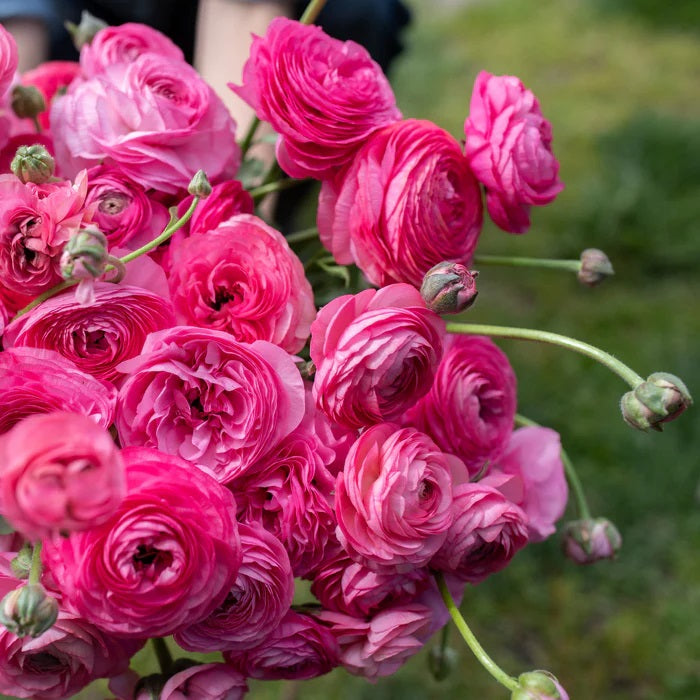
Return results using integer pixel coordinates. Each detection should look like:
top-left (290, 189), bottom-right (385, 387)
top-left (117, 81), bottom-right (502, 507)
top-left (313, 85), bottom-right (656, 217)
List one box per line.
top-left (79, 23), bottom-right (184, 78)
top-left (0, 347), bottom-right (117, 434)
top-left (225, 610), bottom-right (339, 680)
top-left (0, 25), bottom-right (18, 100)
top-left (159, 663), bottom-right (248, 700)
top-left (175, 522), bottom-right (294, 652)
top-left (485, 427), bottom-right (568, 542)
top-left (4, 283), bottom-right (176, 382)
top-left (0, 412), bottom-right (124, 540)
top-left (21, 61), bottom-right (81, 131)
top-left (404, 334), bottom-right (517, 476)
top-left (0, 171), bottom-right (91, 296)
top-left (52, 53), bottom-right (239, 194)
top-left (318, 119), bottom-right (483, 287)
top-left (310, 284), bottom-right (445, 430)
top-left (431, 482), bottom-right (529, 583)
top-left (336, 423), bottom-right (467, 572)
top-left (231, 17), bottom-right (401, 179)
top-left (168, 214), bottom-right (316, 353)
top-left (115, 326), bottom-right (305, 482)
top-left (42, 446), bottom-right (241, 638)
top-left (464, 71), bottom-right (564, 233)
top-left (84, 164), bottom-right (170, 248)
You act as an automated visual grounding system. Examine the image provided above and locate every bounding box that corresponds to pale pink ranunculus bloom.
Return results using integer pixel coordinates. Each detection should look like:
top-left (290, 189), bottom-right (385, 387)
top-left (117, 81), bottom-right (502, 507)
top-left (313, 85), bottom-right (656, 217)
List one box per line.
top-left (0, 25), bottom-right (17, 101)
top-left (0, 412), bottom-right (124, 540)
top-left (52, 53), bottom-right (239, 194)
top-left (465, 71), bottom-right (564, 233)
top-left (231, 17), bottom-right (401, 180)
top-left (336, 423), bottom-right (468, 573)
top-left (157, 663), bottom-right (248, 700)
top-left (168, 214), bottom-right (316, 353)
top-left (318, 119), bottom-right (483, 287)
top-left (310, 284), bottom-right (445, 430)
top-left (485, 426), bottom-right (568, 543)
top-left (115, 326), bottom-right (305, 482)
top-left (42, 446), bottom-right (241, 638)
top-left (403, 334), bottom-right (517, 477)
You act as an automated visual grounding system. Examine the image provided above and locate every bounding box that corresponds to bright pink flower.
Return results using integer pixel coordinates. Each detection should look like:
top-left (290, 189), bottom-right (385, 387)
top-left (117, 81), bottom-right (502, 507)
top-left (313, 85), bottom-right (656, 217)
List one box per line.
top-left (42, 446), bottom-right (241, 638)
top-left (404, 335), bottom-right (517, 476)
top-left (175, 522), bottom-right (294, 652)
top-left (231, 17), bottom-right (401, 179)
top-left (225, 610), bottom-right (339, 680)
top-left (0, 412), bottom-right (124, 540)
top-left (485, 427), bottom-right (568, 542)
top-left (336, 423), bottom-right (467, 572)
top-left (464, 71), bottom-right (563, 233)
top-left (310, 284), bottom-right (445, 430)
top-left (159, 663), bottom-right (248, 700)
top-left (21, 61), bottom-right (81, 130)
top-left (80, 23), bottom-right (184, 78)
top-left (431, 482), bottom-right (529, 583)
top-left (4, 283), bottom-right (175, 382)
top-left (318, 119), bottom-right (483, 287)
top-left (116, 326), bottom-right (305, 482)
top-left (0, 25), bottom-right (17, 100)
top-left (168, 214), bottom-right (315, 353)
top-left (52, 53), bottom-right (239, 194)
top-left (0, 347), bottom-right (117, 434)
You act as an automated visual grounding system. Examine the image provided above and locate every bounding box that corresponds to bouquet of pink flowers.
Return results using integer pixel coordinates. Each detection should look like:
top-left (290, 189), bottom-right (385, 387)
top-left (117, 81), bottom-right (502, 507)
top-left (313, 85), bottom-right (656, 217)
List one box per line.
top-left (0, 2), bottom-right (692, 699)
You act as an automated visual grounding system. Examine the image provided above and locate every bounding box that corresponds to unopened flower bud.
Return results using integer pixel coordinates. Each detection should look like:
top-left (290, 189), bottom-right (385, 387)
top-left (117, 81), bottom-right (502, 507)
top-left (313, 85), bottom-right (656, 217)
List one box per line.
top-left (298, 360), bottom-right (316, 380)
top-left (578, 248), bottom-right (614, 287)
top-left (420, 262), bottom-right (478, 314)
top-left (0, 583), bottom-right (59, 638)
top-left (65, 10), bottom-right (108, 51)
top-left (621, 372), bottom-right (692, 432)
top-left (428, 643), bottom-right (458, 681)
top-left (10, 85), bottom-right (46, 120)
top-left (188, 170), bottom-right (212, 198)
top-left (11, 144), bottom-right (55, 184)
top-left (10, 545), bottom-right (32, 580)
top-left (61, 228), bottom-right (110, 282)
top-left (562, 517), bottom-right (621, 565)
top-left (512, 670), bottom-right (568, 700)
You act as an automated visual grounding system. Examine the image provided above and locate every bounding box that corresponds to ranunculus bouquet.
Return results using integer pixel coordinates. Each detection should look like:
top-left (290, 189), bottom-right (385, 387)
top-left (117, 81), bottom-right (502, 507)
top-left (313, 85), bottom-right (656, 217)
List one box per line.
top-left (0, 2), bottom-right (692, 699)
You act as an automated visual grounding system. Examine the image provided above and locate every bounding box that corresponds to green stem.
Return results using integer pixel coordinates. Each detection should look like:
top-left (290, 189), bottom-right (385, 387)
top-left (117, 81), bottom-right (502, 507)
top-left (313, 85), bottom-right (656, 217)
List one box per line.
top-left (28, 542), bottom-right (42, 585)
top-left (435, 572), bottom-right (519, 692)
top-left (446, 322), bottom-right (644, 389)
top-left (151, 637), bottom-right (174, 675)
top-left (239, 116), bottom-right (261, 159)
top-left (300, 0), bottom-right (328, 24)
top-left (249, 178), bottom-right (302, 203)
top-left (32, 116), bottom-right (42, 134)
top-left (515, 414), bottom-right (592, 520)
top-left (287, 227), bottom-right (319, 245)
top-left (473, 254), bottom-right (581, 273)
top-left (15, 280), bottom-right (76, 318)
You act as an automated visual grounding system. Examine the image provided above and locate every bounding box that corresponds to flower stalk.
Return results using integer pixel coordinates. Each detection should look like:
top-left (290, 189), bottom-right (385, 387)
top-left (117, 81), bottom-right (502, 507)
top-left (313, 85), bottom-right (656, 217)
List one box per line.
top-left (28, 541), bottom-right (43, 586)
top-left (473, 254), bottom-right (581, 273)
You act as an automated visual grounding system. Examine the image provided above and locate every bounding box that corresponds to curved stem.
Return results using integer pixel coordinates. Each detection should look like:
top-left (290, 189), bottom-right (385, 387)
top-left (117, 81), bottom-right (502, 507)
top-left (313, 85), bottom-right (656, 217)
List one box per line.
top-left (515, 414), bottom-right (592, 520)
top-left (287, 227), bottom-right (319, 245)
top-left (446, 322), bottom-right (644, 388)
top-left (15, 280), bottom-right (76, 318)
top-left (28, 542), bottom-right (42, 586)
top-left (473, 254), bottom-right (581, 273)
top-left (152, 637), bottom-right (174, 675)
top-left (300, 0), bottom-right (328, 24)
top-left (435, 572), bottom-right (519, 692)
top-left (249, 178), bottom-right (303, 203)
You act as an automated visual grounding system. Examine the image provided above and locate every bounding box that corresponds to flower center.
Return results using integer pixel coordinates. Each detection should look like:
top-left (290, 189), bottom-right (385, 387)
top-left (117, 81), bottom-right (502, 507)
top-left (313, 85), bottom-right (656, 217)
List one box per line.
top-left (132, 544), bottom-right (173, 574)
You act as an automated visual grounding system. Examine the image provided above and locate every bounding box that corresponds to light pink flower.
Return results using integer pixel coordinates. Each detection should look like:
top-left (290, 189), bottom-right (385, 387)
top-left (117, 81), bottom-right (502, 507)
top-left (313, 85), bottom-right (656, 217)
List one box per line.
top-left (231, 17), bottom-right (401, 179)
top-left (404, 335), bottom-right (517, 476)
top-left (42, 446), bottom-right (241, 638)
top-left (52, 53), bottom-right (239, 194)
top-left (21, 61), bottom-right (81, 130)
top-left (115, 326), bottom-right (305, 482)
top-left (175, 522), bottom-right (294, 652)
top-left (336, 423), bottom-right (467, 572)
top-left (0, 25), bottom-right (18, 100)
top-left (465, 71), bottom-right (563, 233)
top-left (159, 663), bottom-right (248, 700)
top-left (318, 119), bottom-right (483, 287)
top-left (310, 284), bottom-right (445, 430)
top-left (168, 214), bottom-right (315, 353)
top-left (0, 347), bottom-right (117, 434)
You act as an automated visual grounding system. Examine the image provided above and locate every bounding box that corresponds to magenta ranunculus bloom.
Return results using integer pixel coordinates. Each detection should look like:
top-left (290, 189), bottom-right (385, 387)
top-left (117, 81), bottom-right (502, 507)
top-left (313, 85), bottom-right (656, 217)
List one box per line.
top-left (0, 412), bottom-right (124, 540)
top-left (310, 284), bottom-right (445, 430)
top-left (4, 283), bottom-right (175, 382)
top-left (168, 214), bottom-right (316, 353)
top-left (0, 347), bottom-right (117, 434)
top-left (225, 610), bottom-right (339, 680)
top-left (157, 663), bottom-right (248, 700)
top-left (21, 61), bottom-right (81, 131)
top-left (231, 17), bottom-right (401, 180)
top-left (42, 446), bottom-right (241, 638)
top-left (486, 426), bottom-right (568, 543)
top-left (431, 482), bottom-right (529, 583)
top-left (175, 522), bottom-right (294, 653)
top-left (0, 25), bottom-right (17, 100)
top-left (404, 334), bottom-right (517, 476)
top-left (336, 423), bottom-right (468, 572)
top-left (465, 71), bottom-right (564, 233)
top-left (116, 326), bottom-right (305, 482)
top-left (52, 53), bottom-right (239, 194)
top-left (318, 119), bottom-right (483, 287)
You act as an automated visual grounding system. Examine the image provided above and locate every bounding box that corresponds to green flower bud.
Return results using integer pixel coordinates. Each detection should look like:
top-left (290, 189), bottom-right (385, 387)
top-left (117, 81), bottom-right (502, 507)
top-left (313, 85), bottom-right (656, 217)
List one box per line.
top-left (562, 517), bottom-right (622, 565)
top-left (0, 583), bottom-right (59, 638)
top-left (578, 248), bottom-right (614, 287)
top-left (420, 262), bottom-right (479, 314)
top-left (10, 85), bottom-right (45, 120)
top-left (11, 144), bottom-right (55, 184)
top-left (65, 10), bottom-right (108, 51)
top-left (621, 372), bottom-right (692, 432)
top-left (60, 228), bottom-right (110, 281)
top-left (513, 670), bottom-right (568, 699)
top-left (188, 170), bottom-right (212, 198)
